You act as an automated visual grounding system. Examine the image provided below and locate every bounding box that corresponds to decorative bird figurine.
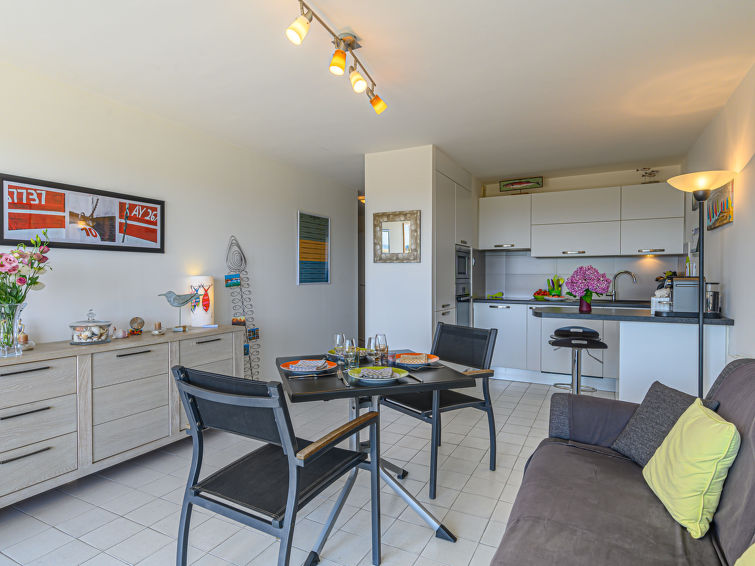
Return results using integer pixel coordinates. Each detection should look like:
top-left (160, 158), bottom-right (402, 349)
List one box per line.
top-left (159, 291), bottom-right (198, 330)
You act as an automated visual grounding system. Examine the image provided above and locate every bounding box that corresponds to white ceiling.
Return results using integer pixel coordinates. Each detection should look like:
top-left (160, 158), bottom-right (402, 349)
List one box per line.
top-left (0, 1), bottom-right (753, 187)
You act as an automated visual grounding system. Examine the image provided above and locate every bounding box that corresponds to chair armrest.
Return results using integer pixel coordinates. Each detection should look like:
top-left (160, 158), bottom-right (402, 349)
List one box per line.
top-left (462, 369), bottom-right (494, 377)
top-left (549, 393), bottom-right (638, 447)
top-left (295, 411), bottom-right (378, 465)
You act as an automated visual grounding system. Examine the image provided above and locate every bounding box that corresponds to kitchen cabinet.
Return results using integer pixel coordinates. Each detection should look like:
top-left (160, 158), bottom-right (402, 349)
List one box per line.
top-left (525, 305), bottom-right (542, 371)
top-left (602, 321), bottom-right (620, 379)
top-left (532, 187), bottom-right (620, 224)
top-left (621, 183), bottom-right (683, 220)
top-left (541, 318), bottom-right (604, 377)
top-left (478, 194), bottom-right (531, 250)
top-left (474, 303), bottom-right (527, 370)
top-left (454, 184), bottom-right (475, 247)
top-left (434, 173), bottom-right (456, 312)
top-left (433, 307), bottom-right (456, 331)
top-left (620, 218), bottom-right (684, 255)
top-left (531, 221), bottom-right (620, 257)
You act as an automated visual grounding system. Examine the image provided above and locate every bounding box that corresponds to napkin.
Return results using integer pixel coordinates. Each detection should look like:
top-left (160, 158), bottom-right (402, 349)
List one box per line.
top-left (361, 367), bottom-right (394, 379)
top-left (398, 354), bottom-right (427, 365)
top-left (289, 359), bottom-right (328, 371)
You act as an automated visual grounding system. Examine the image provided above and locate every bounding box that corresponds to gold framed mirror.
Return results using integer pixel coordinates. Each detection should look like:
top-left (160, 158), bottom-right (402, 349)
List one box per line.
top-left (373, 210), bottom-right (421, 263)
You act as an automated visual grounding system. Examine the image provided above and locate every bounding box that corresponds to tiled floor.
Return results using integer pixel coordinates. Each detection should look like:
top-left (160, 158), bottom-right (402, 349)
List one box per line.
top-left (0, 380), bottom-right (614, 566)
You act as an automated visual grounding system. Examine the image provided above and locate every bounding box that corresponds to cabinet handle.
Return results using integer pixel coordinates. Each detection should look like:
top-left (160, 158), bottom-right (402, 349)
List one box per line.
top-left (561, 250), bottom-right (586, 255)
top-left (1, 406), bottom-right (51, 421)
top-left (116, 349), bottom-right (152, 358)
top-left (489, 305), bottom-right (510, 309)
top-left (0, 365), bottom-right (50, 377)
top-left (441, 304), bottom-right (451, 308)
top-left (638, 248), bottom-right (664, 253)
top-left (440, 311), bottom-right (451, 316)
top-left (460, 240), bottom-right (468, 245)
top-left (196, 338), bottom-right (222, 345)
top-left (0, 446), bottom-right (51, 465)
top-left (494, 244), bottom-right (515, 248)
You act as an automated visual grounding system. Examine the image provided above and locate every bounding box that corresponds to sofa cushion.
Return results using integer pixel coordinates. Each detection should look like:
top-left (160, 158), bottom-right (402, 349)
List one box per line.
top-left (491, 439), bottom-right (721, 566)
top-left (611, 381), bottom-right (719, 466)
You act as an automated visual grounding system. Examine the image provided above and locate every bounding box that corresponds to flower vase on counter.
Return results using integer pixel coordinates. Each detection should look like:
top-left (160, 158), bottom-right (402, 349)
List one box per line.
top-left (565, 265), bottom-right (611, 316)
top-left (578, 297), bottom-right (592, 314)
top-left (0, 231), bottom-right (51, 357)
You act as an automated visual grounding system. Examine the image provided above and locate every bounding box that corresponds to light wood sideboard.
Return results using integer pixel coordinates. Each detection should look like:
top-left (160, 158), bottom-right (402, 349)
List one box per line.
top-left (0, 325), bottom-right (244, 508)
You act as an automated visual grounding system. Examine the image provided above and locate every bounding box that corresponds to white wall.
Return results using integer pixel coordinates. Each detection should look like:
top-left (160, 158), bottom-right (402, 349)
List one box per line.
top-left (0, 62), bottom-right (357, 375)
top-left (683, 63), bottom-right (755, 360)
top-left (364, 146), bottom-right (434, 351)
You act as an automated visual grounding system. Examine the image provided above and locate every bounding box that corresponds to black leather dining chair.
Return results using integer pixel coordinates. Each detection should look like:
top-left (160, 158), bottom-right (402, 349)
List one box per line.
top-left (380, 323), bottom-right (497, 499)
top-left (172, 366), bottom-right (381, 566)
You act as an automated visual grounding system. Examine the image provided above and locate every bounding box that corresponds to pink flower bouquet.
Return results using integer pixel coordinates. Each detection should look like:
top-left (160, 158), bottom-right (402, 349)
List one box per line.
top-left (0, 231), bottom-right (51, 304)
top-left (565, 265), bottom-right (611, 305)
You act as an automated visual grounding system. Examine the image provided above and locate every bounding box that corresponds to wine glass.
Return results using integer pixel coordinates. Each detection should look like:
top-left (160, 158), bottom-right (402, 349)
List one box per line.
top-left (334, 333), bottom-right (346, 364)
top-left (345, 338), bottom-right (358, 369)
top-left (365, 336), bottom-right (375, 359)
top-left (375, 333), bottom-right (388, 364)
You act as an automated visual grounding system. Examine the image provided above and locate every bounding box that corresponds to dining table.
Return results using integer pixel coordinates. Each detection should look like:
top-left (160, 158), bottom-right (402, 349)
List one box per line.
top-left (276, 351), bottom-right (482, 552)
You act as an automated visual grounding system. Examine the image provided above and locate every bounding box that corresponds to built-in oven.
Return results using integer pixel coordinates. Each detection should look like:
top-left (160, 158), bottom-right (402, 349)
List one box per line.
top-left (456, 245), bottom-right (471, 279)
top-left (456, 279), bottom-right (472, 326)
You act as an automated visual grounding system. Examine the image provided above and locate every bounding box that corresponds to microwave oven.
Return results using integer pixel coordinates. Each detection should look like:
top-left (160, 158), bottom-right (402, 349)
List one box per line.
top-left (456, 245), bottom-right (471, 278)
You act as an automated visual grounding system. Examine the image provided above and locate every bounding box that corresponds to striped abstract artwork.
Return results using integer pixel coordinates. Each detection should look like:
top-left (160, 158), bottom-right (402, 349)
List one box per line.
top-left (298, 211), bottom-right (330, 284)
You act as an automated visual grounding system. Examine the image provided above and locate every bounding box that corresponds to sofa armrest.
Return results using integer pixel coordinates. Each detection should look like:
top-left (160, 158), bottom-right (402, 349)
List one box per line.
top-left (549, 393), bottom-right (639, 447)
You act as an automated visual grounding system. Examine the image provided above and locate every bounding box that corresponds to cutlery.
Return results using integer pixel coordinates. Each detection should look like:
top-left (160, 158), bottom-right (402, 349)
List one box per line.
top-left (289, 371), bottom-right (336, 380)
top-left (407, 374), bottom-right (423, 383)
top-left (338, 367), bottom-right (351, 388)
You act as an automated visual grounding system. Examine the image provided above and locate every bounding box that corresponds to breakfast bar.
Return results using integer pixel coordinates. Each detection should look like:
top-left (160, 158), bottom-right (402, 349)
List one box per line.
top-left (532, 306), bottom-right (733, 402)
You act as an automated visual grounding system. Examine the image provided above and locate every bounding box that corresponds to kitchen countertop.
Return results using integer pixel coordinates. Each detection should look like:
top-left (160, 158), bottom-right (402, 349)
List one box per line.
top-left (473, 297), bottom-right (652, 308)
top-left (531, 306), bottom-right (734, 326)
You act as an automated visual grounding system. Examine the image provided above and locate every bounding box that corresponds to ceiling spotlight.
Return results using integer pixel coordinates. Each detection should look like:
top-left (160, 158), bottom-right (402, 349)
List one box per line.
top-left (329, 42), bottom-right (347, 76)
top-left (367, 88), bottom-right (387, 115)
top-left (286, 6), bottom-right (313, 45)
top-left (349, 66), bottom-right (367, 93)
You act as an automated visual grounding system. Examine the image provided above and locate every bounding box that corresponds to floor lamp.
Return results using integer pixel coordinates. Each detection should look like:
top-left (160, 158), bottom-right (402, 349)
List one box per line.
top-left (667, 170), bottom-right (736, 397)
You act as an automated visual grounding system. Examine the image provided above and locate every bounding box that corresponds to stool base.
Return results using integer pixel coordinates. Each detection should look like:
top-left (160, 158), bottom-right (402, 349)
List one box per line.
top-left (553, 382), bottom-right (597, 394)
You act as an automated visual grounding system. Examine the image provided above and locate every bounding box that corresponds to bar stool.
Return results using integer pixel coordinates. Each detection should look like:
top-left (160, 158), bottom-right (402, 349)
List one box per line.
top-left (549, 326), bottom-right (606, 395)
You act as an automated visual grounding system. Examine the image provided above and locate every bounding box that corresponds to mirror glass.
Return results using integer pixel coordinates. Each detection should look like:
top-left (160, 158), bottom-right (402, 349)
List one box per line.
top-left (380, 221), bottom-right (411, 254)
top-left (373, 210), bottom-right (420, 263)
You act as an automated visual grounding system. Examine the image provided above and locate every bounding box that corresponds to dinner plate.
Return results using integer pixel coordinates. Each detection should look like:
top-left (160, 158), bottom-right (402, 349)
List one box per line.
top-left (280, 359), bottom-right (337, 373)
top-left (544, 296), bottom-right (567, 301)
top-left (394, 353), bottom-right (440, 369)
top-left (347, 366), bottom-right (408, 385)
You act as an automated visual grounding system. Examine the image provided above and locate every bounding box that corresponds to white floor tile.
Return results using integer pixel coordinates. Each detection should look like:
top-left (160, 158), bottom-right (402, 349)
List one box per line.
top-left (3, 528), bottom-right (73, 564)
top-left (27, 539), bottom-right (99, 566)
top-left (79, 517), bottom-right (144, 551)
top-left (106, 528), bottom-right (172, 564)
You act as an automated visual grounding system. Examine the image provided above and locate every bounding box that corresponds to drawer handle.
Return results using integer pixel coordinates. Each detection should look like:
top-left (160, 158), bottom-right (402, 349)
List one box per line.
top-left (489, 305), bottom-right (510, 309)
top-left (494, 244), bottom-right (515, 248)
top-left (0, 446), bottom-right (51, 465)
top-left (1, 406), bottom-right (51, 421)
top-left (460, 240), bottom-right (468, 245)
top-left (440, 311), bottom-right (451, 316)
top-left (0, 365), bottom-right (51, 377)
top-left (441, 304), bottom-right (451, 308)
top-left (196, 338), bottom-right (222, 345)
top-left (638, 248), bottom-right (665, 253)
top-left (116, 349), bottom-right (153, 358)
top-left (562, 250), bottom-right (586, 255)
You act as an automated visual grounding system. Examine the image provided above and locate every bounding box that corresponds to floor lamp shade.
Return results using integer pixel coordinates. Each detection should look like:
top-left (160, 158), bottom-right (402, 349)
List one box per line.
top-left (188, 275), bottom-right (214, 327)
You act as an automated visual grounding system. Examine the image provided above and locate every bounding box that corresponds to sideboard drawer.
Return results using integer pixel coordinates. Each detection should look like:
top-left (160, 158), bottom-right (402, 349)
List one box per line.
top-left (93, 405), bottom-right (169, 462)
top-left (0, 394), bottom-right (77, 453)
top-left (180, 333), bottom-right (233, 368)
top-left (93, 374), bottom-right (168, 426)
top-left (93, 343), bottom-right (169, 388)
top-left (0, 358), bottom-right (76, 410)
top-left (0, 432), bottom-right (77, 497)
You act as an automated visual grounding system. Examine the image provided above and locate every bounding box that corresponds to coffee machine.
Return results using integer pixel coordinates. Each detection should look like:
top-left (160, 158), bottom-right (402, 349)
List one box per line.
top-left (656, 277), bottom-right (721, 318)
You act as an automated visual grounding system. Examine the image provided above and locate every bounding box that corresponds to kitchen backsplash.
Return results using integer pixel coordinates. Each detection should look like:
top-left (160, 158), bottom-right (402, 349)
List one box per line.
top-left (482, 251), bottom-right (684, 301)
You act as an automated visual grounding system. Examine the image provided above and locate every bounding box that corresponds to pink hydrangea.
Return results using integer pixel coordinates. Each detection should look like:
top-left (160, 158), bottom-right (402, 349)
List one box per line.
top-left (0, 253), bottom-right (19, 274)
top-left (565, 265), bottom-right (611, 298)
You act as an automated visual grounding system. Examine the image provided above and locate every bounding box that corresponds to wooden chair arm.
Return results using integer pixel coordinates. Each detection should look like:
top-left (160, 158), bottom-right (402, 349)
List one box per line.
top-left (462, 369), bottom-right (494, 377)
top-left (296, 411), bottom-right (379, 463)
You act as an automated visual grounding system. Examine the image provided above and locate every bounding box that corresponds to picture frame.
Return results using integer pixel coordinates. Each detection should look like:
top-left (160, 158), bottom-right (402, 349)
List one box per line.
top-left (297, 210), bottom-right (330, 284)
top-left (373, 210), bottom-right (421, 263)
top-left (0, 173), bottom-right (165, 252)
top-left (706, 180), bottom-right (734, 230)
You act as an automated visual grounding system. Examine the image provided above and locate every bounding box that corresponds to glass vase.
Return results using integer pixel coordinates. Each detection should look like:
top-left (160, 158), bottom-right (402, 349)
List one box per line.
top-left (578, 297), bottom-right (592, 314)
top-left (0, 302), bottom-right (25, 357)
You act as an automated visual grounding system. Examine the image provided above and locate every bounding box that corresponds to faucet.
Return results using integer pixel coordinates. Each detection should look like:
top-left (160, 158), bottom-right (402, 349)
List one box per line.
top-left (610, 270), bottom-right (638, 302)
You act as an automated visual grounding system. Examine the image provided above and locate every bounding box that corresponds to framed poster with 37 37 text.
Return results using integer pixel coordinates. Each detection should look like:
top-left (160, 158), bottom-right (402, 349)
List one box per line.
top-left (0, 173), bottom-right (165, 253)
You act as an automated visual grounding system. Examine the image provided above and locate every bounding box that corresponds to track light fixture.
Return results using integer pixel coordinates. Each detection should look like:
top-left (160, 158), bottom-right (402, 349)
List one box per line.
top-left (285, 0), bottom-right (386, 114)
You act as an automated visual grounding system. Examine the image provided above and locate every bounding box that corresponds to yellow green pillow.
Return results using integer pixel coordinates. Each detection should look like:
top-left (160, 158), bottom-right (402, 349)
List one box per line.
top-left (735, 543), bottom-right (755, 566)
top-left (643, 398), bottom-right (740, 539)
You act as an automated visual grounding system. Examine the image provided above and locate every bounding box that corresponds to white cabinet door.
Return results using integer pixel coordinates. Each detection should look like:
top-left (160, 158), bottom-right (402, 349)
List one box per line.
top-left (433, 307), bottom-right (456, 332)
top-left (620, 218), bottom-right (684, 255)
top-left (531, 221), bottom-right (620, 257)
top-left (602, 321), bottom-right (620, 379)
top-left (540, 318), bottom-right (604, 377)
top-left (525, 305), bottom-right (542, 371)
top-left (434, 173), bottom-right (456, 311)
top-left (454, 184), bottom-right (475, 247)
top-left (478, 194), bottom-right (531, 250)
top-left (532, 187), bottom-right (620, 224)
top-left (474, 303), bottom-right (527, 369)
top-left (621, 183), bottom-right (683, 220)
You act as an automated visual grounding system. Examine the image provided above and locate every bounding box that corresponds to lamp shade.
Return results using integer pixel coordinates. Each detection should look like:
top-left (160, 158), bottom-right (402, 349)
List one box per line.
top-left (349, 69), bottom-right (367, 93)
top-left (667, 171), bottom-right (736, 193)
top-left (370, 93), bottom-right (387, 115)
top-left (286, 14), bottom-right (310, 45)
top-left (329, 49), bottom-right (346, 75)
top-left (187, 275), bottom-right (214, 327)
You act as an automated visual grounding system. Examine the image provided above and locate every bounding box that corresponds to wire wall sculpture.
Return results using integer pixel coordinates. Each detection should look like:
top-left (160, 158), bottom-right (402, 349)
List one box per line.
top-left (225, 235), bottom-right (260, 379)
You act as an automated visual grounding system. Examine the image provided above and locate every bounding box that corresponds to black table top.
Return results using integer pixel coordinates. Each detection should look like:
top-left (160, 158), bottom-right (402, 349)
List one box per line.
top-left (532, 306), bottom-right (734, 326)
top-left (276, 353), bottom-right (477, 403)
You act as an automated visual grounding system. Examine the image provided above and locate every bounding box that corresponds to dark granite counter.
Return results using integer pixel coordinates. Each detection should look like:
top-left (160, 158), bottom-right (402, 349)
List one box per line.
top-left (531, 306), bottom-right (734, 326)
top-left (474, 297), bottom-right (652, 309)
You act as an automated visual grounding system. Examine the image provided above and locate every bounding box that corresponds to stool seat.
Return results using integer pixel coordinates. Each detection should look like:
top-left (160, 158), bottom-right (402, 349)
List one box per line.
top-left (549, 337), bottom-right (607, 350)
top-left (550, 331), bottom-right (607, 395)
top-left (553, 326), bottom-right (600, 339)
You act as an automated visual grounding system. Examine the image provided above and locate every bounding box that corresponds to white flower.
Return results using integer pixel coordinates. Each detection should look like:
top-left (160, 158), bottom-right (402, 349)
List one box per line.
top-left (30, 282), bottom-right (45, 291)
top-left (18, 264), bottom-right (33, 276)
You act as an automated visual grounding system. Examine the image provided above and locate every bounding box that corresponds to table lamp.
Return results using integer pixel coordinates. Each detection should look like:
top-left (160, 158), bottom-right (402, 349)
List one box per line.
top-left (187, 275), bottom-right (214, 327)
top-left (667, 170), bottom-right (736, 397)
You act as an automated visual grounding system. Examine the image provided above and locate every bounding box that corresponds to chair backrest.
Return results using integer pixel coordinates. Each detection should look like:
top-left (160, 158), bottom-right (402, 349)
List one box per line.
top-left (431, 322), bottom-right (497, 369)
top-left (172, 365), bottom-right (295, 448)
top-left (705, 358), bottom-right (755, 564)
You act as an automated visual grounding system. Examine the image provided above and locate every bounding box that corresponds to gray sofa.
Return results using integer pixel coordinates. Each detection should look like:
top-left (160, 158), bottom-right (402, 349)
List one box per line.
top-left (491, 359), bottom-right (755, 566)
